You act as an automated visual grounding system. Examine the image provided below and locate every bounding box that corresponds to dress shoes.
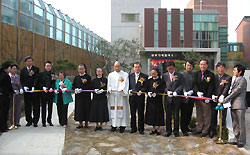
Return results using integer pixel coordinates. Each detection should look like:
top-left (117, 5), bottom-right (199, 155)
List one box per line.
top-left (33, 124), bottom-right (38, 127)
top-left (183, 132), bottom-right (189, 136)
top-left (165, 132), bottom-right (172, 137)
top-left (150, 130), bottom-right (157, 135)
top-left (42, 124), bottom-right (46, 127)
top-left (228, 142), bottom-right (238, 145)
top-left (192, 131), bottom-right (202, 135)
top-left (237, 144), bottom-right (244, 148)
top-left (130, 129), bottom-right (137, 133)
top-left (110, 127), bottom-right (116, 132)
top-left (26, 122), bottom-right (32, 127)
top-left (119, 128), bottom-right (125, 133)
top-left (139, 131), bottom-right (145, 135)
top-left (76, 126), bottom-right (83, 129)
top-left (174, 133), bottom-right (179, 137)
top-left (199, 133), bottom-right (208, 137)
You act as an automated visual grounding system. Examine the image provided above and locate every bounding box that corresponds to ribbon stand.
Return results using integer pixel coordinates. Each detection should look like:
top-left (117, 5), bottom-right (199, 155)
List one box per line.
top-left (9, 93), bottom-right (16, 130)
top-left (216, 102), bottom-right (226, 144)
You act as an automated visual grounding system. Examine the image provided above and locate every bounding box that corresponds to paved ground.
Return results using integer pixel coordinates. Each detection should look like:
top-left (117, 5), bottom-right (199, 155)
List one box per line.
top-left (0, 96), bottom-right (75, 155)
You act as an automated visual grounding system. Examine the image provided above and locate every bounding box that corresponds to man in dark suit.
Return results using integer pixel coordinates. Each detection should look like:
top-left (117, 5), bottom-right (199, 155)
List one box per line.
top-left (193, 59), bottom-right (215, 137)
top-left (181, 60), bottom-right (195, 136)
top-left (209, 62), bottom-right (231, 138)
top-left (20, 56), bottom-right (40, 127)
top-left (223, 64), bottom-right (247, 148)
top-left (163, 61), bottom-right (184, 137)
top-left (129, 62), bottom-right (148, 135)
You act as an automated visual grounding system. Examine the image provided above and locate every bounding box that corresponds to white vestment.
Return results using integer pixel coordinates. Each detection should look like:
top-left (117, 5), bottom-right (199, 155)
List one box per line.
top-left (107, 70), bottom-right (130, 127)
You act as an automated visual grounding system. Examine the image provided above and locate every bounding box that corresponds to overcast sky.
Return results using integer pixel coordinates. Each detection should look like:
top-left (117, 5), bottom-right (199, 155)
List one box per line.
top-left (43, 0), bottom-right (250, 42)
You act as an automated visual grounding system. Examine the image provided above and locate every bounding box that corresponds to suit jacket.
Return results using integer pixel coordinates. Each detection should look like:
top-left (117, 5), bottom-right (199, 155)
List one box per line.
top-left (37, 71), bottom-right (56, 90)
top-left (0, 69), bottom-right (14, 95)
top-left (182, 70), bottom-right (195, 103)
top-left (194, 70), bottom-right (215, 98)
top-left (129, 72), bottom-right (148, 93)
top-left (224, 76), bottom-right (247, 110)
top-left (20, 66), bottom-right (39, 89)
top-left (163, 71), bottom-right (184, 104)
top-left (214, 73), bottom-right (231, 97)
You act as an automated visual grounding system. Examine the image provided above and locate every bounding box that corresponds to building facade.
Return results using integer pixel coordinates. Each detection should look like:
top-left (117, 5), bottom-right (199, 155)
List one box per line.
top-left (0, 0), bottom-right (105, 75)
top-left (236, 16), bottom-right (250, 67)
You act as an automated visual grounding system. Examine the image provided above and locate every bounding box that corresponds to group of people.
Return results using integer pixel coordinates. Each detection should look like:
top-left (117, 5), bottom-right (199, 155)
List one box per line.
top-left (0, 56), bottom-right (247, 148)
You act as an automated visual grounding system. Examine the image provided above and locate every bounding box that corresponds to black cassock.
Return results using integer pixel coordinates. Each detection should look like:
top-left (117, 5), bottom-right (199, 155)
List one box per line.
top-left (145, 77), bottom-right (165, 126)
top-left (72, 74), bottom-right (91, 122)
top-left (89, 77), bottom-right (109, 123)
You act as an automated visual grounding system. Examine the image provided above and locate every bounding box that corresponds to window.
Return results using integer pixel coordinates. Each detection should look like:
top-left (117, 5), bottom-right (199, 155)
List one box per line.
top-left (3, 0), bottom-right (17, 8)
top-left (180, 22), bottom-right (184, 31)
top-left (180, 14), bottom-right (184, 22)
top-left (20, 13), bottom-right (32, 31)
top-left (46, 25), bottom-right (54, 39)
top-left (167, 13), bottom-right (171, 21)
top-left (121, 13), bottom-right (139, 22)
top-left (1, 6), bottom-right (17, 26)
top-left (167, 22), bottom-right (171, 30)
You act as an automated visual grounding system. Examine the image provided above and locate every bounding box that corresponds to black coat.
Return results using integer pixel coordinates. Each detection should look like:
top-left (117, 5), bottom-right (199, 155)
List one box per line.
top-left (20, 66), bottom-right (39, 89)
top-left (129, 72), bottom-right (148, 92)
top-left (194, 70), bottom-right (215, 98)
top-left (37, 70), bottom-right (56, 90)
top-left (72, 74), bottom-right (92, 122)
top-left (0, 69), bottom-right (14, 95)
top-left (214, 73), bottom-right (231, 97)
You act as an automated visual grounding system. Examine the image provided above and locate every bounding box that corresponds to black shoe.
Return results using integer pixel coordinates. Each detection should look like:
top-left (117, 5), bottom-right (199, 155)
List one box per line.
top-left (209, 132), bottom-right (215, 138)
top-left (165, 132), bottom-right (172, 137)
top-left (130, 129), bottom-right (137, 133)
top-left (150, 130), bottom-right (157, 135)
top-left (33, 124), bottom-right (38, 127)
top-left (111, 127), bottom-right (116, 132)
top-left (237, 144), bottom-right (244, 148)
top-left (199, 133), bottom-right (208, 137)
top-left (94, 127), bottom-right (99, 131)
top-left (156, 131), bottom-right (161, 135)
top-left (99, 127), bottom-right (102, 131)
top-left (84, 126), bottom-right (89, 128)
top-left (228, 142), bottom-right (238, 145)
top-left (183, 132), bottom-right (189, 136)
top-left (119, 127), bottom-right (125, 133)
top-left (187, 128), bottom-right (193, 132)
top-left (42, 124), bottom-right (46, 127)
top-left (1, 130), bottom-right (8, 132)
top-left (174, 133), bottom-right (179, 137)
top-left (76, 126), bottom-right (83, 129)
top-left (192, 131), bottom-right (202, 135)
top-left (139, 131), bottom-right (145, 135)
top-left (48, 122), bottom-right (54, 126)
top-left (26, 122), bottom-right (32, 127)
top-left (16, 125), bottom-right (21, 127)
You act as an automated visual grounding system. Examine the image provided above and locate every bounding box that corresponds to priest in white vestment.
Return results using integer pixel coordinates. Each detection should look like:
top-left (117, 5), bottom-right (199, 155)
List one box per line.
top-left (107, 61), bottom-right (130, 133)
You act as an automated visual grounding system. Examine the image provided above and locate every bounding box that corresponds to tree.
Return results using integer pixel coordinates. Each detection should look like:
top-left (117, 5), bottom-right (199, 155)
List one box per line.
top-left (53, 59), bottom-right (77, 74)
top-left (182, 50), bottom-right (213, 65)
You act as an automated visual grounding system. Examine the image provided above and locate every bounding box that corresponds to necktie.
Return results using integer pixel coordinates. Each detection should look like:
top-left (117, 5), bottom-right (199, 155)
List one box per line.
top-left (135, 74), bottom-right (139, 83)
top-left (201, 72), bottom-right (204, 80)
top-left (170, 74), bottom-right (173, 82)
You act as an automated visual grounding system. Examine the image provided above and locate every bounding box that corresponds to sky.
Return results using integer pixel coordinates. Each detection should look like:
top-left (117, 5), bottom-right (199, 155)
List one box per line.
top-left (43, 0), bottom-right (250, 42)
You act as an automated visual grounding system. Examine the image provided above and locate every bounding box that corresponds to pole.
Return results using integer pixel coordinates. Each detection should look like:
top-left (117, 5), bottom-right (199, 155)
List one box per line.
top-left (9, 94), bottom-right (16, 130)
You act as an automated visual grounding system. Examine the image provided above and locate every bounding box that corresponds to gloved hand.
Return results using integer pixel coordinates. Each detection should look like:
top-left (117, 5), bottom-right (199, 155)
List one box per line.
top-left (49, 88), bottom-right (53, 92)
top-left (98, 89), bottom-right (104, 94)
top-left (173, 92), bottom-right (177, 96)
top-left (54, 90), bottom-right (59, 94)
top-left (62, 88), bottom-right (67, 93)
top-left (122, 90), bottom-right (128, 96)
top-left (188, 90), bottom-right (194, 96)
top-left (137, 91), bottom-right (142, 96)
top-left (167, 91), bottom-right (173, 97)
top-left (19, 89), bottom-right (23, 94)
top-left (148, 92), bottom-right (153, 97)
top-left (129, 90), bottom-right (133, 96)
top-left (107, 90), bottom-right (111, 94)
top-left (184, 92), bottom-right (188, 98)
top-left (197, 92), bottom-right (204, 98)
top-left (205, 100), bottom-right (210, 103)
top-left (31, 87), bottom-right (35, 92)
top-left (219, 95), bottom-right (224, 103)
top-left (24, 86), bottom-right (29, 92)
top-left (75, 88), bottom-right (80, 94)
top-left (43, 87), bottom-right (47, 93)
top-left (95, 89), bottom-right (99, 94)
top-left (152, 93), bottom-right (156, 97)
top-left (212, 95), bottom-right (218, 102)
top-left (14, 90), bottom-right (18, 93)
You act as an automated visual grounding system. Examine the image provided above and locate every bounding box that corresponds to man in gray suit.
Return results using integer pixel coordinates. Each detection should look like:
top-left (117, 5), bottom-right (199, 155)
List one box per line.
top-left (223, 64), bottom-right (247, 148)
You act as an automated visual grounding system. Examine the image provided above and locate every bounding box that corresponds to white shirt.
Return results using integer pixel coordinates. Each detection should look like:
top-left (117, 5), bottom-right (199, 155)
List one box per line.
top-left (169, 71), bottom-right (175, 82)
top-left (135, 72), bottom-right (140, 83)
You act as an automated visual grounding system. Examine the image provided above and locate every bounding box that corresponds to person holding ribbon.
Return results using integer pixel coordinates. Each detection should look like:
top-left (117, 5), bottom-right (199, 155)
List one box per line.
top-left (54, 71), bottom-right (73, 127)
top-left (193, 59), bottom-right (215, 137)
top-left (89, 67), bottom-right (109, 131)
top-left (38, 61), bottom-right (56, 127)
top-left (145, 67), bottom-right (165, 136)
top-left (9, 64), bottom-right (23, 127)
top-left (107, 61), bottom-right (130, 133)
top-left (73, 64), bottom-right (92, 129)
top-left (0, 62), bottom-right (14, 132)
top-left (163, 61), bottom-right (184, 137)
top-left (20, 56), bottom-right (40, 127)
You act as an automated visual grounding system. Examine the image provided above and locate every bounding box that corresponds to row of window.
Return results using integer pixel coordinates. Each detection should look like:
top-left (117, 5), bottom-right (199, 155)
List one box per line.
top-left (1, 0), bottom-right (104, 54)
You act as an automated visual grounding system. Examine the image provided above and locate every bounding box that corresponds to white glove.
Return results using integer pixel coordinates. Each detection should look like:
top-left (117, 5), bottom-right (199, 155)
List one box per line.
top-left (107, 90), bottom-right (111, 94)
top-left (152, 93), bottom-right (156, 97)
top-left (173, 92), bottom-right (177, 96)
top-left (129, 90), bottom-right (133, 96)
top-left (14, 90), bottom-right (18, 93)
top-left (219, 95), bottom-right (224, 103)
top-left (24, 86), bottom-right (29, 92)
top-left (62, 88), bottom-right (67, 93)
top-left (197, 92), bottom-right (204, 98)
top-left (95, 89), bottom-right (99, 94)
top-left (43, 87), bottom-right (47, 93)
top-left (122, 90), bottom-right (128, 96)
top-left (212, 95), bottom-right (218, 102)
top-left (75, 88), bottom-right (80, 94)
top-left (98, 89), bottom-right (104, 94)
top-left (148, 92), bottom-right (153, 97)
top-left (54, 90), bottom-right (59, 94)
top-left (167, 91), bottom-right (173, 97)
top-left (31, 87), bottom-right (35, 92)
top-left (59, 81), bottom-right (63, 86)
top-left (49, 88), bottom-right (53, 92)
top-left (205, 100), bottom-right (210, 103)
top-left (188, 90), bottom-right (194, 96)
top-left (137, 91), bottom-right (142, 96)
top-left (19, 89), bottom-right (23, 94)
top-left (184, 92), bottom-right (188, 98)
